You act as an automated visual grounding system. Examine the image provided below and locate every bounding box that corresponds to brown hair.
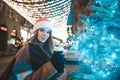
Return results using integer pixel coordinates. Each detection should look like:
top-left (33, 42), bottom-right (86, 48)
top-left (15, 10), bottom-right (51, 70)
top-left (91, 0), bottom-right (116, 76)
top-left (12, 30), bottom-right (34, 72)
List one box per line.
top-left (28, 30), bottom-right (54, 55)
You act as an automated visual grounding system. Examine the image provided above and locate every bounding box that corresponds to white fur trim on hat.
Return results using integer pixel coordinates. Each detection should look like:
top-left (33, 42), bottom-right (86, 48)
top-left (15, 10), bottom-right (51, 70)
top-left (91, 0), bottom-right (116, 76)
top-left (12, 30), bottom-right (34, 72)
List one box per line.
top-left (31, 19), bottom-right (53, 33)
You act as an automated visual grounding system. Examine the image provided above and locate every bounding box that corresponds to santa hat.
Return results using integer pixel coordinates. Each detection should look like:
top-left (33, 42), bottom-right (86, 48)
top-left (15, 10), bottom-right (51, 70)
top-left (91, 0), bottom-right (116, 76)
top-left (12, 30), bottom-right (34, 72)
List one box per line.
top-left (31, 17), bottom-right (53, 33)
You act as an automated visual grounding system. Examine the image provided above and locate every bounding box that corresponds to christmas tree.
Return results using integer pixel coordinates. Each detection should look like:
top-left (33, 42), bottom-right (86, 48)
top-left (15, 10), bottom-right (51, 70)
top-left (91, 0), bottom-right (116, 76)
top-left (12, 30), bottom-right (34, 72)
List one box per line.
top-left (68, 0), bottom-right (120, 80)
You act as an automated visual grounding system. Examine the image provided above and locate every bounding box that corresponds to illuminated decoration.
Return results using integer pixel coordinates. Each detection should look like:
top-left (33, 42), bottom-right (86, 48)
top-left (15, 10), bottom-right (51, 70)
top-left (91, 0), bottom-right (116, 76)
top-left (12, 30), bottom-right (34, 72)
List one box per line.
top-left (3, 0), bottom-right (71, 41)
top-left (3, 0), bottom-right (71, 24)
top-left (10, 28), bottom-right (17, 38)
top-left (0, 26), bottom-right (7, 31)
top-left (67, 0), bottom-right (120, 80)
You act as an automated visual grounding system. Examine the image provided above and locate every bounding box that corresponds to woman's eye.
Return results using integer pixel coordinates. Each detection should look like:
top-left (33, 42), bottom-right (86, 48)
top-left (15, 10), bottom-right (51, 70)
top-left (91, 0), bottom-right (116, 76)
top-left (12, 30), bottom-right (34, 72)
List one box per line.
top-left (39, 29), bottom-right (45, 32)
top-left (39, 28), bottom-right (51, 33)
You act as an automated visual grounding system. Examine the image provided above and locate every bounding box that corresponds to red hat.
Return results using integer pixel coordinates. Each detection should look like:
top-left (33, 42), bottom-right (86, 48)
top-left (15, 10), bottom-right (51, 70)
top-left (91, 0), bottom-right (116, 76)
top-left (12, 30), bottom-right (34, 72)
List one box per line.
top-left (31, 17), bottom-right (53, 33)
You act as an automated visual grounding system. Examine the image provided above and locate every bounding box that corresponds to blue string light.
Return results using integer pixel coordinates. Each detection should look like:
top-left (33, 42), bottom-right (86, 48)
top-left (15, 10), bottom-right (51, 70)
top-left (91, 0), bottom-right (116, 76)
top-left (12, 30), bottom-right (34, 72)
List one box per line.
top-left (68, 0), bottom-right (120, 79)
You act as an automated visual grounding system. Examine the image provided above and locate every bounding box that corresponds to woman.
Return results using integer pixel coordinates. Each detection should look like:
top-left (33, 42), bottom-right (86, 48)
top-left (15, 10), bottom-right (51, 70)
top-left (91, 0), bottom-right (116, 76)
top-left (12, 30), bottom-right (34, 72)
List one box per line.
top-left (4, 18), bottom-right (65, 80)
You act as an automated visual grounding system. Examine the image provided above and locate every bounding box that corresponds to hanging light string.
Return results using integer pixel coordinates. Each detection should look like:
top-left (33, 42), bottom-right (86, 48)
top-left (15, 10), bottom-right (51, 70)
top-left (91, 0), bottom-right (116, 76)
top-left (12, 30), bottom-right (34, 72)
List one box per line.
top-left (3, 0), bottom-right (71, 26)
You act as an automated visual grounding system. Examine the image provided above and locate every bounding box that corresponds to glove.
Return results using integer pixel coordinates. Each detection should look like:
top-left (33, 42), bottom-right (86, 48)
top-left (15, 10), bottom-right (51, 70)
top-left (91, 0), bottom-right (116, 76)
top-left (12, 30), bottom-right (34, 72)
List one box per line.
top-left (51, 50), bottom-right (66, 73)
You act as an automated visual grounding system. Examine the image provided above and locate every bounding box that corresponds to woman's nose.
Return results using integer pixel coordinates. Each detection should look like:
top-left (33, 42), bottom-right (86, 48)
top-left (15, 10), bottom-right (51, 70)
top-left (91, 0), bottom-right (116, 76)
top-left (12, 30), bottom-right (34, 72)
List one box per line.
top-left (43, 32), bottom-right (48, 36)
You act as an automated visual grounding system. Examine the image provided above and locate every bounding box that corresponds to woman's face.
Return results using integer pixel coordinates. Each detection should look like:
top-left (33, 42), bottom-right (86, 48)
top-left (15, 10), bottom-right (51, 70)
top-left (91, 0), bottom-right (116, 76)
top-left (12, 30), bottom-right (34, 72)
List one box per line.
top-left (37, 28), bottom-right (51, 43)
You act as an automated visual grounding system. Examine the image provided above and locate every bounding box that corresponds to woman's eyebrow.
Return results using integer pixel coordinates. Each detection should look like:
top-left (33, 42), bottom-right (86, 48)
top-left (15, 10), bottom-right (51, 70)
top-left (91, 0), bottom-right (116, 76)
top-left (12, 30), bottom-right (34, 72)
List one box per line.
top-left (39, 28), bottom-right (45, 30)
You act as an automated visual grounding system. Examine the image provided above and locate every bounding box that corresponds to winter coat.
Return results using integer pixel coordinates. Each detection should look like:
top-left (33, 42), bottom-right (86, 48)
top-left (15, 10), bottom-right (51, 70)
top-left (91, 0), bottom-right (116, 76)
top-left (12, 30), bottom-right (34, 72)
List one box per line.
top-left (9, 43), bottom-right (58, 80)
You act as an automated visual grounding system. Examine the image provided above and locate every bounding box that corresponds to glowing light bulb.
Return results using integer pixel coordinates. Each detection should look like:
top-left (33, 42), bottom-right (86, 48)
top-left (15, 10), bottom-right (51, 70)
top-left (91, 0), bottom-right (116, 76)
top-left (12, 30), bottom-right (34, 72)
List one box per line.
top-left (110, 34), bottom-right (115, 38)
top-left (111, 53), bottom-right (116, 59)
top-left (88, 44), bottom-right (93, 48)
top-left (107, 72), bottom-right (110, 75)
top-left (112, 10), bottom-right (115, 13)
top-left (103, 74), bottom-right (106, 77)
top-left (93, 69), bottom-right (96, 72)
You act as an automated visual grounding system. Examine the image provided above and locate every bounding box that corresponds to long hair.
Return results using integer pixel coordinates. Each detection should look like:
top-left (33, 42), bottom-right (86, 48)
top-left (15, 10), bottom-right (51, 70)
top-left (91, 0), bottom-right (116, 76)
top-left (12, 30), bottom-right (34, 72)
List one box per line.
top-left (28, 30), bottom-right (54, 55)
